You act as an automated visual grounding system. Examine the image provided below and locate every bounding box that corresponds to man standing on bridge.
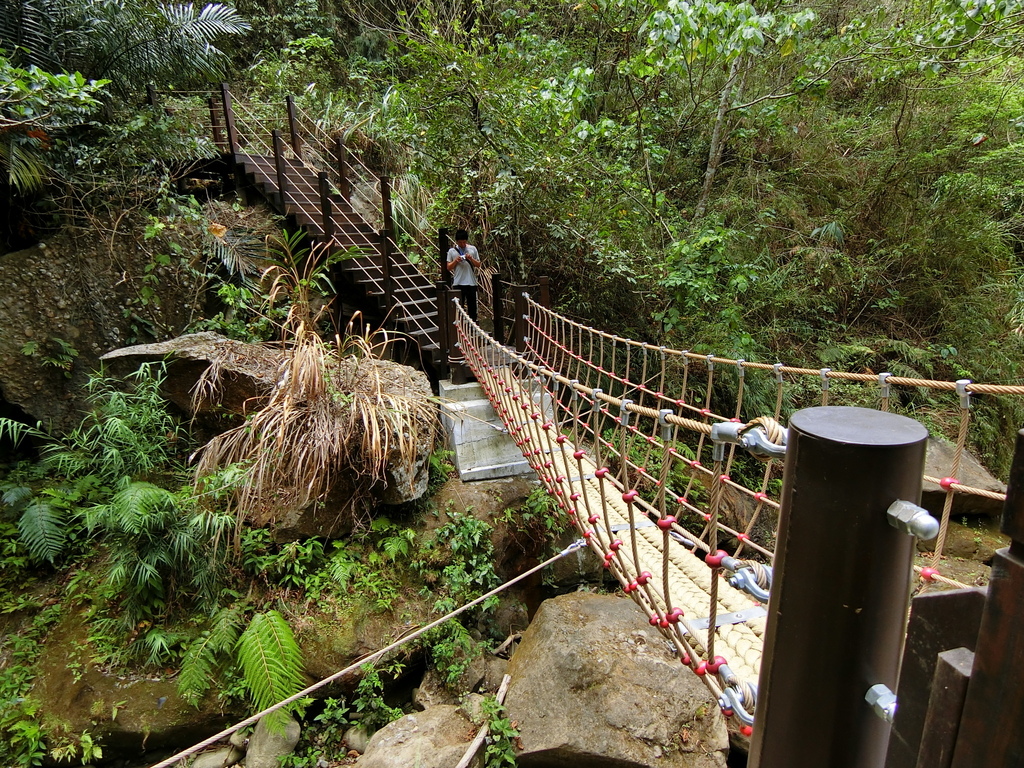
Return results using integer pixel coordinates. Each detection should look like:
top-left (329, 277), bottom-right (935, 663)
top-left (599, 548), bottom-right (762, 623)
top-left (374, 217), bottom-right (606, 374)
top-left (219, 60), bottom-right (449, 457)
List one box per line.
top-left (446, 229), bottom-right (480, 322)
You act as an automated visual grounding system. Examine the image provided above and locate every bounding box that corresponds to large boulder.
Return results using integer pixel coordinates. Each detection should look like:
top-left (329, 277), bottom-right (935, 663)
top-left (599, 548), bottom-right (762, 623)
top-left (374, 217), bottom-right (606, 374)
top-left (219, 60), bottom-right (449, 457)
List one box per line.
top-left (505, 592), bottom-right (729, 768)
top-left (921, 438), bottom-right (1006, 518)
top-left (102, 332), bottom-right (435, 537)
top-left (355, 705), bottom-right (479, 768)
top-left (246, 714), bottom-right (301, 768)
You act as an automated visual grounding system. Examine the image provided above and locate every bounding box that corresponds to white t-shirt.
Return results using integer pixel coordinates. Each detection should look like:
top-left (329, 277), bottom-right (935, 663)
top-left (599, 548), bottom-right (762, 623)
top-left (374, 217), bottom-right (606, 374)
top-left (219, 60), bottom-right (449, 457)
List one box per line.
top-left (447, 244), bottom-right (479, 287)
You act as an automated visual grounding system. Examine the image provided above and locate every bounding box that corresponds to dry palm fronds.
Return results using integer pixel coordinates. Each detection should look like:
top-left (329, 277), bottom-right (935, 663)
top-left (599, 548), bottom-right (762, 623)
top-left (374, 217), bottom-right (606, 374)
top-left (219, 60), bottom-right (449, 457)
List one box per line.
top-left (193, 325), bottom-right (436, 527)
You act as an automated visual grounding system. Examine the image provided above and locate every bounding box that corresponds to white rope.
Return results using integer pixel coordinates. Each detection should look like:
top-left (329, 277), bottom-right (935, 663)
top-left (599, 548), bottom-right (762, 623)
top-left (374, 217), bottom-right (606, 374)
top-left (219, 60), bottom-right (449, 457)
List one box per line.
top-left (147, 541), bottom-right (586, 768)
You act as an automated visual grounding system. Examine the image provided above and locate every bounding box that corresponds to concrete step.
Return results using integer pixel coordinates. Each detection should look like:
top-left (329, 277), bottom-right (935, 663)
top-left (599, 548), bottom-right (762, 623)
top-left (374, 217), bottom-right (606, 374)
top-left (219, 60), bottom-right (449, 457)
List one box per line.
top-left (439, 380), bottom-right (533, 482)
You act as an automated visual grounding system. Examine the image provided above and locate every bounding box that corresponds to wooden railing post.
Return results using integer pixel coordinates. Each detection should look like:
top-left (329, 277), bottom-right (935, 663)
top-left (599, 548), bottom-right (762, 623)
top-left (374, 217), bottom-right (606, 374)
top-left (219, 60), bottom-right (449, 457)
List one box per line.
top-left (272, 130), bottom-right (288, 209)
top-left (949, 429), bottom-right (1024, 767)
top-left (435, 282), bottom-right (450, 379)
top-left (220, 83), bottom-right (238, 155)
top-left (209, 97), bottom-right (226, 152)
top-left (492, 274), bottom-right (506, 345)
top-left (439, 228), bottom-right (451, 284)
top-left (379, 175), bottom-right (394, 310)
top-left (334, 136), bottom-right (350, 203)
top-left (285, 95), bottom-right (302, 160)
top-left (749, 407), bottom-right (928, 768)
top-left (317, 172), bottom-right (334, 241)
top-left (513, 286), bottom-right (529, 355)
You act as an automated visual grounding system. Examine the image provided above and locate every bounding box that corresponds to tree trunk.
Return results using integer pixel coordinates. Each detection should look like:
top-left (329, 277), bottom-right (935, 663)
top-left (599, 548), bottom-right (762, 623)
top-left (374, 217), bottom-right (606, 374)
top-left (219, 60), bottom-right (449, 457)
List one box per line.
top-left (695, 56), bottom-right (745, 220)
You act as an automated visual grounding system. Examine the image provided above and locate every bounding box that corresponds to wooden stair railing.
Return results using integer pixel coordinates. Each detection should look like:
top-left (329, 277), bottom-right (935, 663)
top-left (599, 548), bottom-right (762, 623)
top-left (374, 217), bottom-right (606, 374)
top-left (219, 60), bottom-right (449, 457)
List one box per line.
top-left (210, 86), bottom-right (442, 363)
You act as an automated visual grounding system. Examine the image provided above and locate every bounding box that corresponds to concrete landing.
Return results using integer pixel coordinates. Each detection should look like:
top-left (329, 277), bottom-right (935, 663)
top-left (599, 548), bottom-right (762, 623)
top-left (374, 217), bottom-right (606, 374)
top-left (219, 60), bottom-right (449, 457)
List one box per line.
top-left (439, 379), bottom-right (533, 481)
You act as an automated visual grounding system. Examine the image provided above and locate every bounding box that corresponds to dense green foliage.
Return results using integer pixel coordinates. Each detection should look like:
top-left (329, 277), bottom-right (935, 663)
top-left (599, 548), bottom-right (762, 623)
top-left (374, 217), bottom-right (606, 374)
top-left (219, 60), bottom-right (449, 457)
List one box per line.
top-left (4, 0), bottom-right (1024, 762)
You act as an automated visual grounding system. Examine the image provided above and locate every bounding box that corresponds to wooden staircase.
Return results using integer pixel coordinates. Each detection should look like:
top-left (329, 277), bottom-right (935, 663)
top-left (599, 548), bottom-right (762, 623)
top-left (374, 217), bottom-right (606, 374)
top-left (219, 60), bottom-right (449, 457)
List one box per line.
top-left (212, 89), bottom-right (442, 365)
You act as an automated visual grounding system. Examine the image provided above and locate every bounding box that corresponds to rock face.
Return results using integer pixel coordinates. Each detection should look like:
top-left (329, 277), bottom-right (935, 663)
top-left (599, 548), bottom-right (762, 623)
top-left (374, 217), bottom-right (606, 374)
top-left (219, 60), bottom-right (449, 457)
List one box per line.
top-left (355, 706), bottom-right (478, 768)
top-left (30, 612), bottom-right (242, 759)
top-left (102, 332), bottom-right (435, 536)
top-left (922, 438), bottom-right (1007, 517)
top-left (505, 592), bottom-right (729, 768)
top-left (0, 233), bottom-right (202, 433)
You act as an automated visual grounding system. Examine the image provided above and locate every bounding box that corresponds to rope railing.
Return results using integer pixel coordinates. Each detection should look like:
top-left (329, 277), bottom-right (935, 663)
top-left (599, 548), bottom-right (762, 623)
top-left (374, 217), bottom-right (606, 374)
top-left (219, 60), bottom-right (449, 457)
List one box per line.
top-left (453, 299), bottom-right (772, 736)
top-left (518, 296), bottom-right (1012, 570)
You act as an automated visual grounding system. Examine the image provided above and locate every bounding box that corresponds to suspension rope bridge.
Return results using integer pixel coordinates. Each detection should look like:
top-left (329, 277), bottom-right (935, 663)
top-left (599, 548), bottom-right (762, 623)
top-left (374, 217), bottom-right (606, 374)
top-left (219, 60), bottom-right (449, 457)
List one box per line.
top-left (148, 86), bottom-right (1024, 764)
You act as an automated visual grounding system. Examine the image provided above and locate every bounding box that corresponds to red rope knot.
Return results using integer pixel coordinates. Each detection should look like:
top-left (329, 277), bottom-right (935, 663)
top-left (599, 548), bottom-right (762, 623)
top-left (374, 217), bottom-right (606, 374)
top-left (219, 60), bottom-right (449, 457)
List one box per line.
top-left (533, 449), bottom-right (542, 455)
top-left (543, 460), bottom-right (553, 468)
top-left (920, 567), bottom-right (940, 582)
top-left (695, 661), bottom-right (708, 676)
top-left (541, 421), bottom-right (552, 430)
top-left (610, 539), bottom-right (624, 552)
top-left (637, 571), bottom-right (652, 586)
top-left (588, 514), bottom-right (600, 524)
top-left (556, 476), bottom-right (566, 483)
top-left (708, 656), bottom-right (727, 674)
top-left (521, 435), bottom-right (531, 442)
top-left (691, 460), bottom-right (702, 468)
top-left (705, 550), bottom-right (728, 568)
top-left (676, 496), bottom-right (687, 505)
top-left (657, 516), bottom-right (677, 530)
top-left (656, 392), bottom-right (663, 398)
top-left (595, 467), bottom-right (610, 479)
top-left (700, 408), bottom-right (712, 416)
top-left (676, 399), bottom-right (686, 406)
top-left (556, 435), bottom-right (567, 444)
top-left (583, 530), bottom-right (593, 539)
top-left (668, 607), bottom-right (684, 623)
top-left (530, 411), bottom-right (539, 419)
top-left (650, 613), bottom-right (661, 626)
top-left (512, 393), bottom-right (520, 400)
top-left (573, 450), bottom-right (586, 460)
top-left (737, 533), bottom-right (750, 542)
top-left (740, 726), bottom-right (754, 738)
top-left (729, 417), bottom-right (742, 423)
top-left (680, 653), bottom-right (691, 665)
top-left (939, 476), bottom-right (960, 490)
top-left (624, 580), bottom-right (638, 593)
top-left (622, 490), bottom-right (639, 504)
top-left (520, 403), bottom-right (529, 411)
top-left (719, 474), bottom-right (730, 484)
top-left (570, 492), bottom-right (581, 501)
top-left (754, 492), bottom-right (768, 502)
top-left (646, 436), bottom-right (656, 444)
top-left (702, 512), bottom-right (712, 521)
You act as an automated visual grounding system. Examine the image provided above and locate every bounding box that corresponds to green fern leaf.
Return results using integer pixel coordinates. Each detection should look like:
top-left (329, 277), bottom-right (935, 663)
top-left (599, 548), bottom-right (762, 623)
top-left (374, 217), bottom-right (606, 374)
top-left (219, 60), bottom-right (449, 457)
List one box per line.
top-left (18, 498), bottom-right (66, 562)
top-left (179, 605), bottom-right (243, 706)
top-left (237, 610), bottom-right (305, 731)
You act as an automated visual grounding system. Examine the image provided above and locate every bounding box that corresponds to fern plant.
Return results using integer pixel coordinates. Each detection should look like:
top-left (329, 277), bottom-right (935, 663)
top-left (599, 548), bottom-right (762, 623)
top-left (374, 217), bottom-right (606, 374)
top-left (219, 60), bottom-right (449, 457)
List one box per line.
top-left (237, 610), bottom-right (306, 732)
top-left (178, 605), bottom-right (246, 706)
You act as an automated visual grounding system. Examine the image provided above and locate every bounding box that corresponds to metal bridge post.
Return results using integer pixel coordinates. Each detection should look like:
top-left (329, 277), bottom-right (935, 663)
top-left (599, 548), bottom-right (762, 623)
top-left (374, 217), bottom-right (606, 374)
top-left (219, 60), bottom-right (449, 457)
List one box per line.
top-left (379, 176), bottom-right (394, 311)
top-left (749, 406), bottom-right (927, 768)
top-left (539, 276), bottom-right (551, 308)
top-left (285, 95), bottom-right (302, 160)
top-left (492, 274), bottom-right (506, 345)
top-left (146, 84), bottom-right (158, 107)
top-left (513, 286), bottom-right (529, 355)
top-left (949, 428), bottom-right (1024, 768)
top-left (272, 130), bottom-right (289, 210)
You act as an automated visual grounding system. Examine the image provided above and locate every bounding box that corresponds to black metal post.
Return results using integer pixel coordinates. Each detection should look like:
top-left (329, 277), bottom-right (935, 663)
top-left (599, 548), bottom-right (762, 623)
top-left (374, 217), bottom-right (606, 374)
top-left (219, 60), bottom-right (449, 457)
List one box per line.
top-left (220, 83), bottom-right (238, 155)
top-left (749, 406), bottom-right (928, 768)
top-left (334, 136), bottom-right (350, 202)
top-left (272, 130), bottom-right (288, 209)
top-left (539, 275), bottom-right (551, 308)
top-left (513, 286), bottom-right (529, 355)
top-left (379, 230), bottom-right (393, 311)
top-left (146, 84), bottom-right (158, 107)
top-left (492, 273), bottom-right (506, 345)
top-left (949, 429), bottom-right (1024, 767)
top-left (318, 172), bottom-right (334, 241)
top-left (286, 95), bottom-right (302, 159)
